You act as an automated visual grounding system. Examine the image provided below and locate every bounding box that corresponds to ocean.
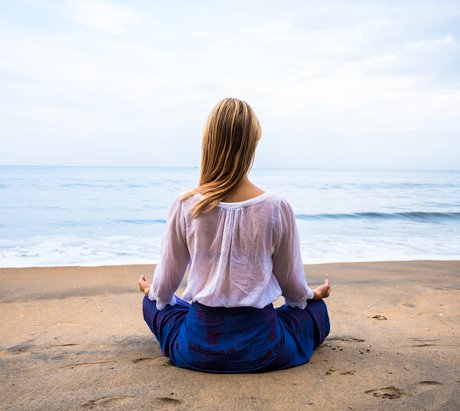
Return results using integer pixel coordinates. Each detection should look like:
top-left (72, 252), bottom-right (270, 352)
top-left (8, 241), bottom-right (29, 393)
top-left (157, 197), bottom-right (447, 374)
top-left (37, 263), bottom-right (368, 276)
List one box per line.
top-left (1, 166), bottom-right (459, 267)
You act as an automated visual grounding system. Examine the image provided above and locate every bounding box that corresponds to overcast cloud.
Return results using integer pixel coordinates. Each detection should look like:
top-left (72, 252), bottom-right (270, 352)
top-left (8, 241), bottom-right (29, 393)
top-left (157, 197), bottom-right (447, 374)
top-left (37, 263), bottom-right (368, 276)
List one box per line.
top-left (0, 0), bottom-right (459, 169)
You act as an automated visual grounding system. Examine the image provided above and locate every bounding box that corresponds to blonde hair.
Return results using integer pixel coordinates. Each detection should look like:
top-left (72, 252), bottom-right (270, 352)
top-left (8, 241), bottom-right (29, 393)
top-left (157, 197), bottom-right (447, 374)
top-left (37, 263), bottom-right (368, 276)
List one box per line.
top-left (181, 97), bottom-right (262, 218)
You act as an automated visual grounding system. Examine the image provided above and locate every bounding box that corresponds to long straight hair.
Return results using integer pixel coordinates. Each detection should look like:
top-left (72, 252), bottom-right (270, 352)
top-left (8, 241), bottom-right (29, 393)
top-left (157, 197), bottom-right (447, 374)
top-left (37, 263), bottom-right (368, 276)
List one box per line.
top-left (181, 98), bottom-right (262, 218)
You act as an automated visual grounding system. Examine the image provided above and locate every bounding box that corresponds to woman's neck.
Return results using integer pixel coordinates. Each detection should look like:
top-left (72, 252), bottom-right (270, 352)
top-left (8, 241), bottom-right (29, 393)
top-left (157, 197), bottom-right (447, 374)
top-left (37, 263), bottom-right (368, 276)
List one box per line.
top-left (221, 177), bottom-right (265, 203)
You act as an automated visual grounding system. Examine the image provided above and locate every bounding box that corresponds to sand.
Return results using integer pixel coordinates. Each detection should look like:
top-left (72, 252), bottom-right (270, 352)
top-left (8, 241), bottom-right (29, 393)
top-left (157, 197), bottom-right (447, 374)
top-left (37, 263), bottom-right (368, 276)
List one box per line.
top-left (0, 261), bottom-right (459, 410)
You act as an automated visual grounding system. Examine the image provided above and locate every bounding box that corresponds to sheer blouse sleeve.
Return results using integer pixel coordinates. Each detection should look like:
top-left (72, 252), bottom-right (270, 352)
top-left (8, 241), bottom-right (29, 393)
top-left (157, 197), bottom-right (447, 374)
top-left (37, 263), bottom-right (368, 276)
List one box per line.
top-left (272, 198), bottom-right (315, 308)
top-left (148, 197), bottom-right (190, 310)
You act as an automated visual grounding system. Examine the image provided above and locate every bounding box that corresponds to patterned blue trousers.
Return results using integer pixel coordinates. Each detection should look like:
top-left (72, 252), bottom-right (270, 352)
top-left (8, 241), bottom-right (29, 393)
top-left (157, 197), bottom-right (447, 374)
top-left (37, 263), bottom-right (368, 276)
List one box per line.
top-left (142, 296), bottom-right (330, 373)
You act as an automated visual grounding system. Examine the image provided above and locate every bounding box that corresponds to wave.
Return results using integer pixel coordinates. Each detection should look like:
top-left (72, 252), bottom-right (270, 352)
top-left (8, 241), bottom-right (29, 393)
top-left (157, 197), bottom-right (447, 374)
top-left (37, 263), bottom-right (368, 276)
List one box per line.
top-left (295, 211), bottom-right (460, 222)
top-left (117, 218), bottom-right (166, 225)
top-left (50, 218), bottom-right (167, 227)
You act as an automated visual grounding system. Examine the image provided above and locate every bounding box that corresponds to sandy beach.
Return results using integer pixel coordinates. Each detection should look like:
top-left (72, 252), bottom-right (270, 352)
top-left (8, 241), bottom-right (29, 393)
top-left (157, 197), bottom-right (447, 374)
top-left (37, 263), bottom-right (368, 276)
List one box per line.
top-left (0, 260), bottom-right (459, 410)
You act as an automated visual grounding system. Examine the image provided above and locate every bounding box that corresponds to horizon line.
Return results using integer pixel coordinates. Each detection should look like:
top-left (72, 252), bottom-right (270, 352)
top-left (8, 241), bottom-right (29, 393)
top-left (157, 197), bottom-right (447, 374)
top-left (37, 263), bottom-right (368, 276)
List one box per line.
top-left (0, 164), bottom-right (459, 172)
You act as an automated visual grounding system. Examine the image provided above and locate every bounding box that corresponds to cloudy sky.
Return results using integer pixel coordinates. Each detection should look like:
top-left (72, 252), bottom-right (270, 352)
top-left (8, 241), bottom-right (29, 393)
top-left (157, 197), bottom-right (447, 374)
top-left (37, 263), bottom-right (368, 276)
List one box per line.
top-left (0, 0), bottom-right (459, 169)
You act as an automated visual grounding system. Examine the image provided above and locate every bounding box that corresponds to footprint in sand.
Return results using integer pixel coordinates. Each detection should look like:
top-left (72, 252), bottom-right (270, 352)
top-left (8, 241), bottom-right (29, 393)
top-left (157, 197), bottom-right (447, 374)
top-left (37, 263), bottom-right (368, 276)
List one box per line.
top-left (370, 314), bottom-right (387, 320)
top-left (132, 357), bottom-right (170, 366)
top-left (325, 368), bottom-right (355, 376)
top-left (327, 336), bottom-right (365, 343)
top-left (411, 343), bottom-right (437, 347)
top-left (50, 343), bottom-right (79, 347)
top-left (82, 396), bottom-right (136, 409)
top-left (62, 360), bottom-right (117, 368)
top-left (2, 341), bottom-right (35, 356)
top-left (155, 396), bottom-right (183, 406)
top-left (339, 370), bottom-right (355, 375)
top-left (365, 386), bottom-right (405, 399)
top-left (409, 338), bottom-right (439, 347)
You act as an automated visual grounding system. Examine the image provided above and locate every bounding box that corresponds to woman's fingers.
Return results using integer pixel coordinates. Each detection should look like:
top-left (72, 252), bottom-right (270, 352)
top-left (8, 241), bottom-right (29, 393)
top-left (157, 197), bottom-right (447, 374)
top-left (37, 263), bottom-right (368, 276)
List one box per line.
top-left (138, 275), bottom-right (149, 293)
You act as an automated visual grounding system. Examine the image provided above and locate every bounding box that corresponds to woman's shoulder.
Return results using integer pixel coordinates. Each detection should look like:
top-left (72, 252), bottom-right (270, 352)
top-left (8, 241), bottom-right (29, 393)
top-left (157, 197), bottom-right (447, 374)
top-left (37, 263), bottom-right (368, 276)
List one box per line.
top-left (256, 192), bottom-right (290, 207)
top-left (168, 192), bottom-right (197, 211)
top-left (176, 190), bottom-right (289, 203)
top-left (171, 190), bottom-right (291, 214)
top-left (174, 191), bottom-right (199, 206)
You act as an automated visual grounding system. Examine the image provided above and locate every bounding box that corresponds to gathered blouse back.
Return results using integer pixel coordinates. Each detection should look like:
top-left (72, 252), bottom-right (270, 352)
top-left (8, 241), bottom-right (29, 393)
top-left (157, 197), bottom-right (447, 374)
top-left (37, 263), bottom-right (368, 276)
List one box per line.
top-left (148, 192), bottom-right (314, 310)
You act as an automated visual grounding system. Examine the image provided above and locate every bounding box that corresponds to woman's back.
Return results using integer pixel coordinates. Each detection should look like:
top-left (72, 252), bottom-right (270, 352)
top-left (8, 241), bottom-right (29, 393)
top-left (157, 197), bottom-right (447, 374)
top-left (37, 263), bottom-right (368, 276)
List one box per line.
top-left (150, 190), bottom-right (315, 310)
top-left (183, 192), bottom-right (282, 308)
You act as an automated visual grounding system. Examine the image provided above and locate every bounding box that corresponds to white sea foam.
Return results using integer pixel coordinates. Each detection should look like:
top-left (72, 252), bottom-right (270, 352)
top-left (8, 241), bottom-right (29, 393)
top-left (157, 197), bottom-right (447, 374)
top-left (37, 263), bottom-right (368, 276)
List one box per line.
top-left (0, 235), bottom-right (162, 268)
top-left (1, 166), bottom-right (459, 267)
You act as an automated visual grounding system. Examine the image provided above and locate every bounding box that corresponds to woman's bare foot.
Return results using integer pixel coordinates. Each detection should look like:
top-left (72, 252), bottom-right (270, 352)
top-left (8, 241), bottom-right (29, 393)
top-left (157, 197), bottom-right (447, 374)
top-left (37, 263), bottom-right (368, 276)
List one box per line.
top-left (313, 279), bottom-right (331, 300)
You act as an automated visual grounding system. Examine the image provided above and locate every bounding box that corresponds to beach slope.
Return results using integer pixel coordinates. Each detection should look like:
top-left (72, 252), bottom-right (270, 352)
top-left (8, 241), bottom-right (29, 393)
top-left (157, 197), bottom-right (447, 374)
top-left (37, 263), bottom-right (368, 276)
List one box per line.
top-left (0, 261), bottom-right (459, 410)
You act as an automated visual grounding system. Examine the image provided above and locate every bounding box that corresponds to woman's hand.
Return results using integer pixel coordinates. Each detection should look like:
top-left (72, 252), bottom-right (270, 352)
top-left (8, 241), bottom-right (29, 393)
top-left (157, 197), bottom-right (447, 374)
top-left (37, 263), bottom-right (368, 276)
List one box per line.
top-left (313, 279), bottom-right (331, 301)
top-left (138, 275), bottom-right (151, 296)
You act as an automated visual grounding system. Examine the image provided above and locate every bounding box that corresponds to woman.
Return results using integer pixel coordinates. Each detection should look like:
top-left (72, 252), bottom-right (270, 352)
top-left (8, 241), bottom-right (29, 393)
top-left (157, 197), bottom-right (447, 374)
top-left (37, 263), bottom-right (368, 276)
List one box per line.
top-left (138, 97), bottom-right (331, 373)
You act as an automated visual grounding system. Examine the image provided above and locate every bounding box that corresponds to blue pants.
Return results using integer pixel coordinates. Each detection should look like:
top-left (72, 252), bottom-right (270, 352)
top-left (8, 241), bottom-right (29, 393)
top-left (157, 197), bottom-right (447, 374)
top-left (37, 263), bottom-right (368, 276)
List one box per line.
top-left (142, 296), bottom-right (330, 373)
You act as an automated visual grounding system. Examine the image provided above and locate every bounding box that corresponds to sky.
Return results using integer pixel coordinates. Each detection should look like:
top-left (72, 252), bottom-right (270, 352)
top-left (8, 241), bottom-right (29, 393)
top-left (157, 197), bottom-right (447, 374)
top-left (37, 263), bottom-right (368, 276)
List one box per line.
top-left (0, 0), bottom-right (459, 170)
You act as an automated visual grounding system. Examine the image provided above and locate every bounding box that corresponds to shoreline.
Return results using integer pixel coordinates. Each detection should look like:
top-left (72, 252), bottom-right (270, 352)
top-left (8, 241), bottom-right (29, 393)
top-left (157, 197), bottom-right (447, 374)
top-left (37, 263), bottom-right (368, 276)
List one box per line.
top-left (1, 260), bottom-right (459, 410)
top-left (1, 257), bottom-right (460, 270)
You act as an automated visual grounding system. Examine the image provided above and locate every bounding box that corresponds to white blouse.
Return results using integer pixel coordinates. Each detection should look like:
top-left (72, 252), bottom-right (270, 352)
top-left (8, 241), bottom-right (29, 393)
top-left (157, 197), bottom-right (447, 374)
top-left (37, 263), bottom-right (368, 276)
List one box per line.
top-left (148, 192), bottom-right (315, 310)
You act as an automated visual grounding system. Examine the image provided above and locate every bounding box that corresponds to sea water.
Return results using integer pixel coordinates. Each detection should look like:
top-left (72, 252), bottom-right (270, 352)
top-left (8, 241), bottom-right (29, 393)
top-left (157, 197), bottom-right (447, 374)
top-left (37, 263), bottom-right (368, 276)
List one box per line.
top-left (0, 166), bottom-right (459, 267)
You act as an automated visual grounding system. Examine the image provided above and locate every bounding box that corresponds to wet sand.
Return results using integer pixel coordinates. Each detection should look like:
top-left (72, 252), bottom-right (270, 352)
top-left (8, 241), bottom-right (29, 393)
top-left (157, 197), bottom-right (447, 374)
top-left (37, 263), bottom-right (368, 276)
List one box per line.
top-left (0, 261), bottom-right (459, 410)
